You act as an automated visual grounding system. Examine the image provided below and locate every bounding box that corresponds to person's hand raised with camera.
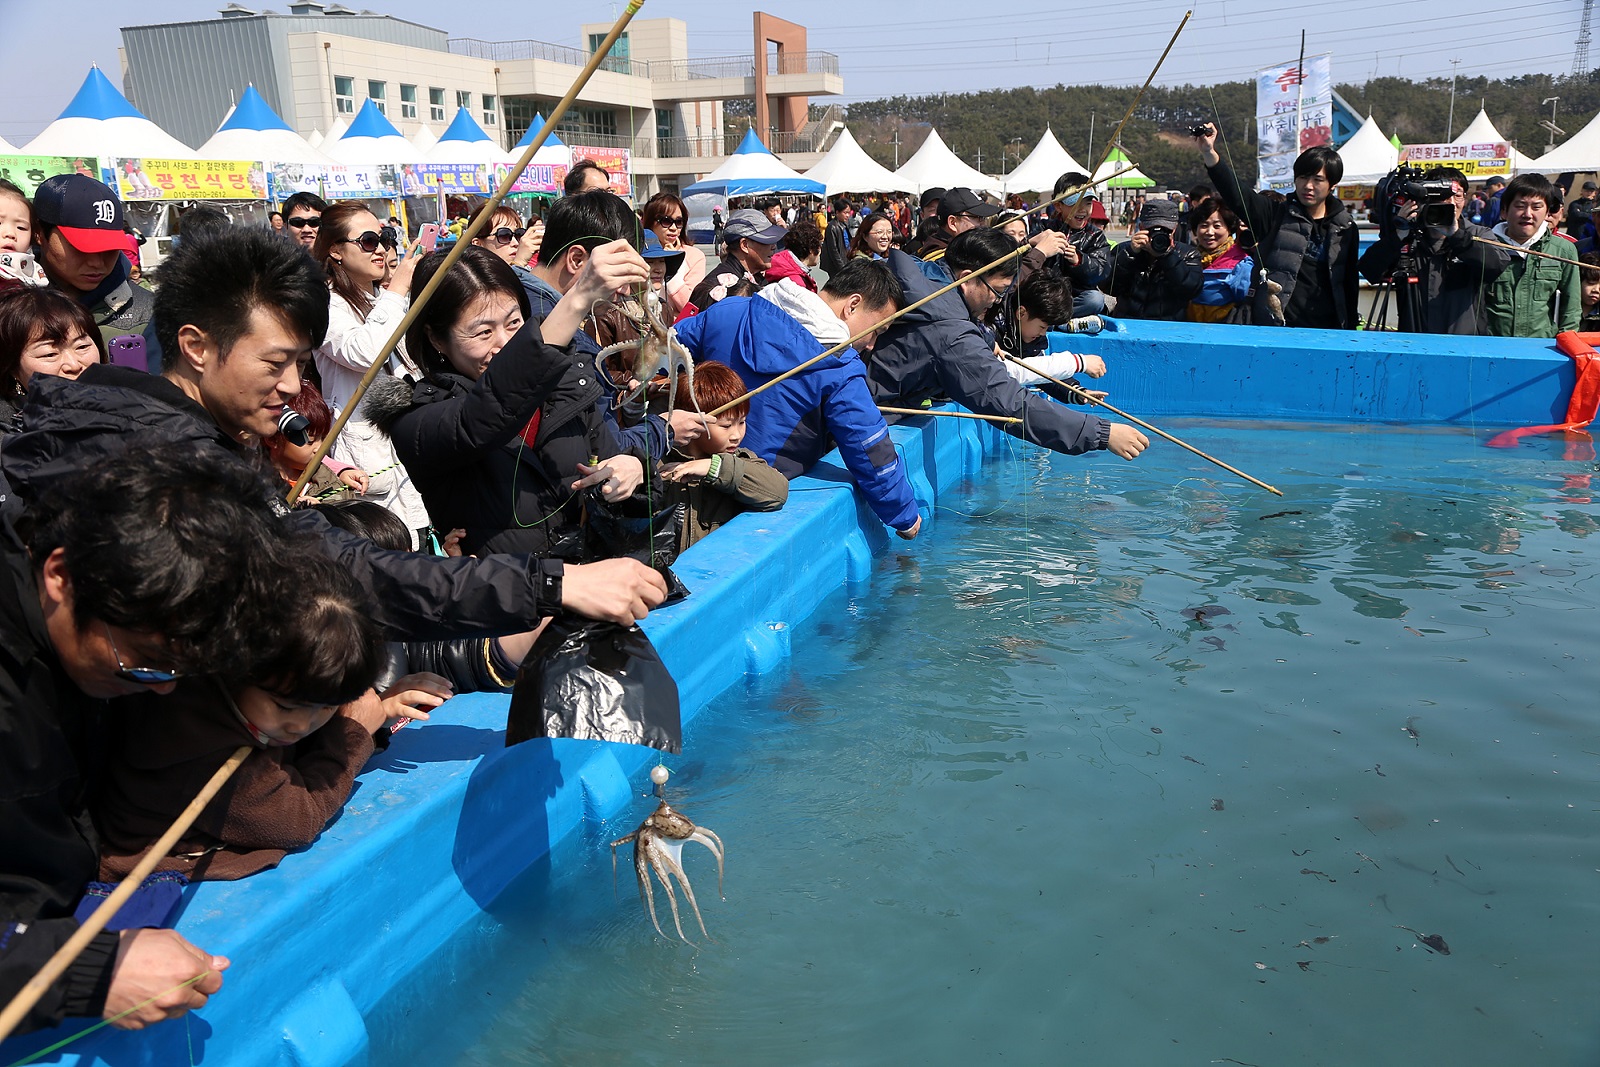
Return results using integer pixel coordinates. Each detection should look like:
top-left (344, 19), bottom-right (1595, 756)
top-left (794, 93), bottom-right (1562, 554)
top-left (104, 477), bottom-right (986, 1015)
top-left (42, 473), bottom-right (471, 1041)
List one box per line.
top-left (1193, 122), bottom-right (1220, 167)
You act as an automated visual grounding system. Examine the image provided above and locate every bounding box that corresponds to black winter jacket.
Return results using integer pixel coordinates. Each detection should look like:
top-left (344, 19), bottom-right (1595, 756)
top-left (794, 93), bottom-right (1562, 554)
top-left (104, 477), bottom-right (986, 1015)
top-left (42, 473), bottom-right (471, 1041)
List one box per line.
top-left (1043, 219), bottom-right (1113, 292)
top-left (866, 251), bottom-right (1110, 455)
top-left (2, 367), bottom-right (561, 640)
top-left (1357, 220), bottom-right (1512, 334)
top-left (0, 516), bottom-right (121, 1035)
top-left (1106, 240), bottom-right (1205, 321)
top-left (366, 321), bottom-right (641, 560)
top-left (1207, 159), bottom-right (1361, 329)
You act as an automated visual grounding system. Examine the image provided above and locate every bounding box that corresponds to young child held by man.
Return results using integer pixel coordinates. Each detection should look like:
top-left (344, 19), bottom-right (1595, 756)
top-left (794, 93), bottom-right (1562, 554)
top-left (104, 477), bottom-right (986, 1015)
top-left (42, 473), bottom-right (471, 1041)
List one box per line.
top-left (264, 379), bottom-right (370, 505)
top-left (992, 272), bottom-right (1109, 404)
top-left (659, 360), bottom-right (788, 551)
top-left (94, 547), bottom-right (454, 882)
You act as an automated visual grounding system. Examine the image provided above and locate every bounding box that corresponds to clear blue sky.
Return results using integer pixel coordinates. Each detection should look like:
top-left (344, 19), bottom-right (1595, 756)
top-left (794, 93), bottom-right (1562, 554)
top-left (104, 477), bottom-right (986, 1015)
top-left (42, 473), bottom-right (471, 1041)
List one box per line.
top-left (0, 0), bottom-right (1586, 145)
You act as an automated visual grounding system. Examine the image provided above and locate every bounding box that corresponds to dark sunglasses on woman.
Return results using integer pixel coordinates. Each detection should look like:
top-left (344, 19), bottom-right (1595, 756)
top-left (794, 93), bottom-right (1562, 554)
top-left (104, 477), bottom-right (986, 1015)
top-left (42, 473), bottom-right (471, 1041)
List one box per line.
top-left (343, 231), bottom-right (386, 253)
top-left (487, 226), bottom-right (528, 246)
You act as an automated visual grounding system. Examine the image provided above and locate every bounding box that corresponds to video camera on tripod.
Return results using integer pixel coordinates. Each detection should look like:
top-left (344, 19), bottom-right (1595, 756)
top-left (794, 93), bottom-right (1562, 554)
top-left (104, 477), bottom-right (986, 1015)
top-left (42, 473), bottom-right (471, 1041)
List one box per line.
top-left (1374, 163), bottom-right (1459, 236)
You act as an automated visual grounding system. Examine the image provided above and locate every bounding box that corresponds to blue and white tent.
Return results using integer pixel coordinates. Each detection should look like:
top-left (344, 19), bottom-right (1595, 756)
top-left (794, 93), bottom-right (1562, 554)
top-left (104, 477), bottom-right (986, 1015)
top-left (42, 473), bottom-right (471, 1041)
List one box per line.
top-left (513, 113), bottom-right (570, 168)
top-left (24, 66), bottom-right (196, 159)
top-left (199, 85), bottom-right (332, 164)
top-left (324, 99), bottom-right (427, 165)
top-left (683, 128), bottom-right (824, 197)
top-left (427, 108), bottom-right (510, 164)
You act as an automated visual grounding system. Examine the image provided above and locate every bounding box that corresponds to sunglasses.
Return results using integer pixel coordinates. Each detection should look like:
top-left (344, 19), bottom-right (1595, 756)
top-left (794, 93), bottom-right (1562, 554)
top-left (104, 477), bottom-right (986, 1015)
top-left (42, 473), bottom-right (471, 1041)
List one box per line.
top-left (104, 623), bottom-right (182, 686)
top-left (658, 216), bottom-right (685, 228)
top-left (486, 226), bottom-right (528, 246)
top-left (343, 231), bottom-right (386, 253)
top-left (286, 215), bottom-right (321, 229)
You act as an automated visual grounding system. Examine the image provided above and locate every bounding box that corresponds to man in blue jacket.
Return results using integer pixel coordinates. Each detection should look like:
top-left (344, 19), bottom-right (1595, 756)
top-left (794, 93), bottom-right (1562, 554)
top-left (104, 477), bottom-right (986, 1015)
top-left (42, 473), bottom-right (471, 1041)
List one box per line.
top-left (671, 258), bottom-right (922, 539)
top-left (867, 228), bottom-right (1149, 461)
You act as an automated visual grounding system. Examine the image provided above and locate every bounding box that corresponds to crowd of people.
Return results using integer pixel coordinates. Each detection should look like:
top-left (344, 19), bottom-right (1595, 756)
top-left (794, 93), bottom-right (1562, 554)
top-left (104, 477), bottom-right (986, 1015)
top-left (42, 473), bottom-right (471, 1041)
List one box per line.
top-left (0, 125), bottom-right (1586, 1039)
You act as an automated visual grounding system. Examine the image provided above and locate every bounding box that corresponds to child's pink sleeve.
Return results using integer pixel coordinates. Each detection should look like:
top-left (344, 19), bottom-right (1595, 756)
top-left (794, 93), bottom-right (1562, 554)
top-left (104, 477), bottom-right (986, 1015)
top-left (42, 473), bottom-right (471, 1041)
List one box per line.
top-left (320, 455), bottom-right (354, 475)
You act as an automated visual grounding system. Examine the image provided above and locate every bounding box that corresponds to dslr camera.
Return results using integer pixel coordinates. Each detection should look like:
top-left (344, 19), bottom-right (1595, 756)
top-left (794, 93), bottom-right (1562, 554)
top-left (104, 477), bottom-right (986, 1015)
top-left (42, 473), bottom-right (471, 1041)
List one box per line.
top-left (1147, 227), bottom-right (1174, 254)
top-left (1188, 123), bottom-right (1215, 138)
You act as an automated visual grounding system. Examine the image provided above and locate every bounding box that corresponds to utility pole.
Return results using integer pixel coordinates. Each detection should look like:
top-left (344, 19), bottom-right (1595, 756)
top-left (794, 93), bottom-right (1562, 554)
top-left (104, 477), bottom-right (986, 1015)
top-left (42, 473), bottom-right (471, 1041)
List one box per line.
top-left (892, 127), bottom-right (901, 168)
top-left (1576, 0), bottom-right (1594, 77)
top-left (975, 146), bottom-right (984, 172)
top-left (1087, 110), bottom-right (1096, 168)
top-left (1542, 96), bottom-right (1564, 154)
top-left (1447, 58), bottom-right (1461, 140)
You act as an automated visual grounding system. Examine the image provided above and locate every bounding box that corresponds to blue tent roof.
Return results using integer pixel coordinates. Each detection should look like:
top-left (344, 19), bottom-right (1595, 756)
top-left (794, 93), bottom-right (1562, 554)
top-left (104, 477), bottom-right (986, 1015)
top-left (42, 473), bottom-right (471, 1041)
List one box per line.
top-left (218, 85), bottom-right (293, 133)
top-left (682, 127), bottom-right (825, 198)
top-left (58, 66), bottom-right (147, 122)
top-left (729, 128), bottom-right (768, 156)
top-left (343, 98), bottom-right (403, 140)
top-left (516, 113), bottom-right (565, 149)
top-left (438, 107), bottom-right (492, 144)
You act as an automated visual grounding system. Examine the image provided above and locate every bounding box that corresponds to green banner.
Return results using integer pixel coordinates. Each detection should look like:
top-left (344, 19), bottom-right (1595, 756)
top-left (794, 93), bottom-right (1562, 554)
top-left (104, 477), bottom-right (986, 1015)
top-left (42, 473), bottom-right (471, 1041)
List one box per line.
top-left (0, 155), bottom-right (102, 197)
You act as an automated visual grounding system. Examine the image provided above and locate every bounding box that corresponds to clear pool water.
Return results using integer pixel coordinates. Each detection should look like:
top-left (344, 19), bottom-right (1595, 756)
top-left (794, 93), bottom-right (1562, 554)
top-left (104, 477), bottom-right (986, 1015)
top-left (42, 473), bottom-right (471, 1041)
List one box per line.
top-left (371, 421), bottom-right (1600, 1066)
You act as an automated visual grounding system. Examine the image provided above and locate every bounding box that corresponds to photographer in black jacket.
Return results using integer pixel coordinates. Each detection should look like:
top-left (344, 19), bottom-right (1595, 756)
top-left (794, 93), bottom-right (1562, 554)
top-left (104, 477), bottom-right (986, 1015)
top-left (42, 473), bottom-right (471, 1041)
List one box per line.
top-left (1105, 199), bottom-right (1203, 321)
top-left (1359, 165), bottom-right (1512, 334)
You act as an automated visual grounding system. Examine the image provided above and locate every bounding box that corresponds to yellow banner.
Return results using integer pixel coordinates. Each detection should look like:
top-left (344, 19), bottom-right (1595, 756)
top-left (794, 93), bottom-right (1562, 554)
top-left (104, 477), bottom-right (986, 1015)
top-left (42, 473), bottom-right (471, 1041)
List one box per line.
top-left (111, 158), bottom-right (268, 201)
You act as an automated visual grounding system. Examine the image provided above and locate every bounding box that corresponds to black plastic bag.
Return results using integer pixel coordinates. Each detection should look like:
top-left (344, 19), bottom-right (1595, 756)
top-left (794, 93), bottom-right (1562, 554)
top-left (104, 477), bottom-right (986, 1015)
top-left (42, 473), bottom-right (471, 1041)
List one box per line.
top-left (504, 613), bottom-right (681, 753)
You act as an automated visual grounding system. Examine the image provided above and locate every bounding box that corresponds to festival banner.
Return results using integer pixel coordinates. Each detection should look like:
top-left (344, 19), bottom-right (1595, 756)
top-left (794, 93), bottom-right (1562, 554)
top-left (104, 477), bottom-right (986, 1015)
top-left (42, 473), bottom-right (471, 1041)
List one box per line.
top-left (1399, 141), bottom-right (1512, 178)
top-left (0, 155), bottom-right (101, 197)
top-left (493, 161), bottom-right (567, 195)
top-left (111, 158), bottom-right (267, 201)
top-left (399, 163), bottom-right (497, 196)
top-left (269, 162), bottom-right (401, 201)
top-left (1255, 53), bottom-right (1333, 192)
top-left (570, 145), bottom-right (633, 197)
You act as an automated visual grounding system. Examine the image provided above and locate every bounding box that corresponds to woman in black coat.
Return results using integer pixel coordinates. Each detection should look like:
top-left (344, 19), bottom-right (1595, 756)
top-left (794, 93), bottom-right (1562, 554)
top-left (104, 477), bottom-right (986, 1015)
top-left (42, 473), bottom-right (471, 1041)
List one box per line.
top-left (365, 244), bottom-right (650, 559)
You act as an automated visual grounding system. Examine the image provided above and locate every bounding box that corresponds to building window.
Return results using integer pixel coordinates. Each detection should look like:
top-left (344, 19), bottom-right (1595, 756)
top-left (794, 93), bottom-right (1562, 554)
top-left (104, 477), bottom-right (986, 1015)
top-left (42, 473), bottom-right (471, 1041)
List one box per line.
top-left (656, 108), bottom-right (673, 140)
top-left (482, 94), bottom-right (497, 126)
top-left (334, 75), bottom-right (354, 115)
top-left (556, 106), bottom-right (618, 140)
top-left (429, 87), bottom-right (445, 122)
top-left (456, 90), bottom-right (471, 112)
top-left (588, 31), bottom-right (631, 73)
top-left (400, 84), bottom-right (417, 119)
top-left (368, 79), bottom-right (386, 115)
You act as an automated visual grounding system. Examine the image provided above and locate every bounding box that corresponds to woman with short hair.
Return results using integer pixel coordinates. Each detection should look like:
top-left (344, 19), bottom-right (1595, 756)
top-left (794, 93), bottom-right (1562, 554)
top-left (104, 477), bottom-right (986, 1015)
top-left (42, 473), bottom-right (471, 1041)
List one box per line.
top-left (0, 286), bottom-right (106, 428)
top-left (640, 192), bottom-right (706, 316)
top-left (1185, 198), bottom-right (1254, 324)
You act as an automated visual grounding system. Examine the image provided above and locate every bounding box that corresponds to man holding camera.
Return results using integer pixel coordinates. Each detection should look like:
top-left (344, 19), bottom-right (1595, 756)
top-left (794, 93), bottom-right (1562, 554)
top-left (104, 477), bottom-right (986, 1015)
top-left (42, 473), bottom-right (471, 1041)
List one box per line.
top-left (1105, 199), bottom-right (1202, 320)
top-left (1194, 123), bottom-right (1360, 330)
top-left (1359, 166), bottom-right (1511, 334)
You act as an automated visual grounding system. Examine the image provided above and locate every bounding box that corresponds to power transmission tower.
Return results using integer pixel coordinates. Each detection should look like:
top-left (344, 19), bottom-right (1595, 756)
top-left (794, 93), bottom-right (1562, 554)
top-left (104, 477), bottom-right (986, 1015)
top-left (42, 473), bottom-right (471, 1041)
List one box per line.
top-left (1576, 0), bottom-right (1594, 77)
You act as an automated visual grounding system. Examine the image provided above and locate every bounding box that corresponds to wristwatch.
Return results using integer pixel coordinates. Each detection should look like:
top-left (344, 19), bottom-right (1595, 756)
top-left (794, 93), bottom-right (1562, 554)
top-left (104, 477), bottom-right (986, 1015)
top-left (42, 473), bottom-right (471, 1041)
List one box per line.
top-left (537, 557), bottom-right (564, 617)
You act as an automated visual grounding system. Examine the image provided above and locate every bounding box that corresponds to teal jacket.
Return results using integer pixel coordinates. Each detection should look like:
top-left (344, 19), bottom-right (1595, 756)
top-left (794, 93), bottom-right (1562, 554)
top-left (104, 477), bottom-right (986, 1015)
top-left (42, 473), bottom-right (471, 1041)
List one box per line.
top-left (1482, 227), bottom-right (1581, 338)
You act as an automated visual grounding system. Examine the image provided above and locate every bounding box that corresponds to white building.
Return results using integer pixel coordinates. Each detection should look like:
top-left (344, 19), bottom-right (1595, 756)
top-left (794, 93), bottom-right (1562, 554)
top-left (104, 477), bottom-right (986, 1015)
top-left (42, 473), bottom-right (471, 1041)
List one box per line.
top-left (119, 5), bottom-right (843, 196)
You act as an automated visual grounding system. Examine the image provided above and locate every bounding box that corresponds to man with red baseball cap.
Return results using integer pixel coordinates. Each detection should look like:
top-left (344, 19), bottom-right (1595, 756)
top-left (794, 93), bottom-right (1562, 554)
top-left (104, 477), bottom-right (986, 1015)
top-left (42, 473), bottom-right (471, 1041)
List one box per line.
top-left (32, 174), bottom-right (153, 347)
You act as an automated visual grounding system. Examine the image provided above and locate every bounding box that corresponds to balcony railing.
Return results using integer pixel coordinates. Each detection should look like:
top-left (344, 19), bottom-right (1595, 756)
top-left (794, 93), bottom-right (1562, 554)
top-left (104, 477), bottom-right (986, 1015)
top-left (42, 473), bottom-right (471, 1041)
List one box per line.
top-left (448, 37), bottom-right (648, 77)
top-left (650, 51), bottom-right (839, 82)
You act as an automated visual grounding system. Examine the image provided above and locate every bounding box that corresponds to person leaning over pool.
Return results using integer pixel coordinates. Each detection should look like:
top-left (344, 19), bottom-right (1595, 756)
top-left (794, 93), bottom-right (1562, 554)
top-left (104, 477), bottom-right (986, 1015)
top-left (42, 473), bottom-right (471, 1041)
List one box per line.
top-left (0, 442), bottom-right (301, 1035)
top-left (867, 226), bottom-right (1149, 462)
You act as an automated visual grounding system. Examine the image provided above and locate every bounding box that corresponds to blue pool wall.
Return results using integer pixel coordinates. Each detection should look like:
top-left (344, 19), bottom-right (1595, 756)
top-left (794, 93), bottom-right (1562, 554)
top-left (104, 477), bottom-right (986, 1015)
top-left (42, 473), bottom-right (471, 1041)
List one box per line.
top-left (1, 321), bottom-right (1576, 1067)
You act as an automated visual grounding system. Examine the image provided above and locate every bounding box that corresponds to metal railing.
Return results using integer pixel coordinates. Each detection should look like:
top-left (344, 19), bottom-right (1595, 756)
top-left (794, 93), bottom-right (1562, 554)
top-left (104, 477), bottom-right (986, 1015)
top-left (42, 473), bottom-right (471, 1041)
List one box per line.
top-left (650, 51), bottom-right (839, 82)
top-left (447, 37), bottom-right (648, 77)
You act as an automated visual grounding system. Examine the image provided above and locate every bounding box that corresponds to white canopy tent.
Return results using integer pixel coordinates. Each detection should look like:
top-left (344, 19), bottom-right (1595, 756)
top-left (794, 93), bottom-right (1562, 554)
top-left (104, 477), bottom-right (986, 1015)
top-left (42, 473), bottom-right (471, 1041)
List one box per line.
top-left (1337, 114), bottom-right (1400, 184)
top-left (1452, 108), bottom-right (1538, 171)
top-left (1530, 108), bottom-right (1600, 173)
top-left (0, 135), bottom-right (15, 153)
top-left (1003, 127), bottom-right (1089, 195)
top-left (512, 113), bottom-right (571, 169)
top-left (802, 127), bottom-right (915, 195)
top-left (25, 66), bottom-right (197, 160)
top-left (894, 128), bottom-right (1003, 195)
top-left (683, 129), bottom-right (823, 197)
top-left (323, 100), bottom-right (427, 165)
top-left (198, 85), bottom-right (334, 165)
top-left (426, 108), bottom-right (511, 164)
top-left (410, 123), bottom-right (438, 154)
top-left (306, 129), bottom-right (324, 149)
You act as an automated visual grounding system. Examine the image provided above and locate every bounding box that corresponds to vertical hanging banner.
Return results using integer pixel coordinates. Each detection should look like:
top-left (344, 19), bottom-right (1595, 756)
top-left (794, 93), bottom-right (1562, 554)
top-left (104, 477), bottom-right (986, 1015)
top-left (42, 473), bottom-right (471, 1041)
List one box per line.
top-left (1255, 53), bottom-right (1333, 192)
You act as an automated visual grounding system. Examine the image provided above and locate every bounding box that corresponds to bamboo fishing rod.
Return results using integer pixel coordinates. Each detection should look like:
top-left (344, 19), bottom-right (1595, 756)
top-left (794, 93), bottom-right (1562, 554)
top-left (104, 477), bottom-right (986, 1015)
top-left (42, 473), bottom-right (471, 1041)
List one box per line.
top-left (1470, 234), bottom-right (1582, 264)
top-left (287, 0), bottom-right (649, 503)
top-left (0, 746), bottom-right (252, 1044)
top-left (1000, 352), bottom-right (1284, 496)
top-left (705, 163), bottom-right (1139, 419)
top-left (878, 406), bottom-right (1021, 425)
top-left (1093, 10), bottom-right (1192, 177)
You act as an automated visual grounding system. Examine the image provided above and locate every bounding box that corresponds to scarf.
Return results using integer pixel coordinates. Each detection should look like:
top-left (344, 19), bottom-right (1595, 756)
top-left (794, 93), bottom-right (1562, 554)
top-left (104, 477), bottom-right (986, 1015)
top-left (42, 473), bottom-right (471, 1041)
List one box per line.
top-left (1198, 234), bottom-right (1236, 268)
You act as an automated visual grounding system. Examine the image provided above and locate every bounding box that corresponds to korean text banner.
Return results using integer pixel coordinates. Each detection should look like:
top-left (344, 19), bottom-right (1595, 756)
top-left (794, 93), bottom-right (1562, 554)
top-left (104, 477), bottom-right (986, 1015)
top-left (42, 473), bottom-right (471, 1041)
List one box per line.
top-left (1255, 53), bottom-right (1333, 192)
top-left (1400, 142), bottom-right (1513, 178)
top-left (112, 158), bottom-right (267, 201)
top-left (400, 163), bottom-right (496, 196)
top-left (494, 161), bottom-right (567, 195)
top-left (270, 162), bottom-right (401, 200)
top-left (0, 156), bottom-right (100, 197)
top-left (570, 146), bottom-right (632, 197)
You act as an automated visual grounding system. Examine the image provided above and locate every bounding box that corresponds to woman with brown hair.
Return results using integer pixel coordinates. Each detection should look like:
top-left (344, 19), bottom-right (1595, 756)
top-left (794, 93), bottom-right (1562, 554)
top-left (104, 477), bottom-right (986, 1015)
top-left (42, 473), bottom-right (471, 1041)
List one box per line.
top-left (0, 286), bottom-right (106, 427)
top-left (309, 201), bottom-right (432, 545)
top-left (640, 191), bottom-right (706, 316)
top-left (467, 201), bottom-right (526, 267)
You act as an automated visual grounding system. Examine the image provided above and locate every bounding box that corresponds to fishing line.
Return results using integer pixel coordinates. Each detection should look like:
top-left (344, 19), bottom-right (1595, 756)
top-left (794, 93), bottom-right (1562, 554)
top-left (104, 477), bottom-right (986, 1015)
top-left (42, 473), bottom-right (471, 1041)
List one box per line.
top-left (3, 972), bottom-right (211, 1067)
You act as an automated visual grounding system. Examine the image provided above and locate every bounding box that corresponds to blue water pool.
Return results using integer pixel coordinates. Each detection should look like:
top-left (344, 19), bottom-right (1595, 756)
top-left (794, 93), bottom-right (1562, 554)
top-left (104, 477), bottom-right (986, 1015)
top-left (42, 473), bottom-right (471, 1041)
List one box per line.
top-left (368, 421), bottom-right (1599, 1066)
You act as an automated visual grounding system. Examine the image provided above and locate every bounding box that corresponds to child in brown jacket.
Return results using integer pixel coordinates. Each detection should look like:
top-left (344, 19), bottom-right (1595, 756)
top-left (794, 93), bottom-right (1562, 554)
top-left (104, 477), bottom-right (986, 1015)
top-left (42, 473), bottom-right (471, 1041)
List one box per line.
top-left (95, 548), bottom-right (451, 882)
top-left (659, 360), bottom-right (788, 552)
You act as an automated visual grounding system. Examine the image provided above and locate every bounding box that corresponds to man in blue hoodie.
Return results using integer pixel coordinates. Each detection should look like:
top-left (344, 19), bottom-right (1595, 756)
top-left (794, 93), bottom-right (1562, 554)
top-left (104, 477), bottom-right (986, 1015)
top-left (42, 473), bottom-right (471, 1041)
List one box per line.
top-left (32, 175), bottom-right (153, 349)
top-left (671, 258), bottom-right (922, 539)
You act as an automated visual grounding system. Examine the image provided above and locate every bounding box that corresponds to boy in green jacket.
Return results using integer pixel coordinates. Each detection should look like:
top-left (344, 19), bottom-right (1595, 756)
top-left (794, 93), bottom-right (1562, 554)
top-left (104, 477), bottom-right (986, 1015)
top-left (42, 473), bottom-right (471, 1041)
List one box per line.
top-left (1482, 174), bottom-right (1581, 338)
